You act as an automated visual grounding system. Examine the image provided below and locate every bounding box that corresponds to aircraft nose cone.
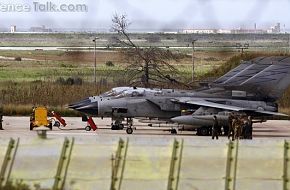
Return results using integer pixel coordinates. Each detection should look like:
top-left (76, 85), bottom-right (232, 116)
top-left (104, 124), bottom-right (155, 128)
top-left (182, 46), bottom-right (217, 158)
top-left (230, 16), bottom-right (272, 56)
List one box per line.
top-left (75, 101), bottom-right (98, 116)
top-left (171, 116), bottom-right (183, 123)
top-left (171, 115), bottom-right (192, 125)
top-left (68, 98), bottom-right (91, 109)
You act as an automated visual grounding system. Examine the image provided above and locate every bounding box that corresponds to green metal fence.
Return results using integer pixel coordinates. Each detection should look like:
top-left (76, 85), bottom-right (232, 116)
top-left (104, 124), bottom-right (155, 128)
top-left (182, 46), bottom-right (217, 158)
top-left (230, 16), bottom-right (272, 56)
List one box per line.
top-left (0, 137), bottom-right (289, 190)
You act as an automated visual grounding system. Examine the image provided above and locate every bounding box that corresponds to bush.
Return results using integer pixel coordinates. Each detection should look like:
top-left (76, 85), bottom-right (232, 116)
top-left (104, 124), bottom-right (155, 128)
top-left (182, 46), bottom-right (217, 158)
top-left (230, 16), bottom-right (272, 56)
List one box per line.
top-left (55, 77), bottom-right (66, 85)
top-left (66, 77), bottom-right (74, 85)
top-left (55, 77), bottom-right (83, 85)
top-left (60, 63), bottom-right (75, 68)
top-left (15, 57), bottom-right (22, 61)
top-left (73, 77), bottom-right (83, 85)
top-left (105, 61), bottom-right (114, 67)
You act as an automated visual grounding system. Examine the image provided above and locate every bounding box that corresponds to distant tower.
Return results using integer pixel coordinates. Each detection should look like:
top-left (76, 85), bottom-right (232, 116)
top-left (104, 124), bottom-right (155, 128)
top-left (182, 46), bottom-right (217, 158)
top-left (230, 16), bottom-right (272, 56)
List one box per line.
top-left (10, 25), bottom-right (16, 33)
top-left (275, 23), bottom-right (281, 33)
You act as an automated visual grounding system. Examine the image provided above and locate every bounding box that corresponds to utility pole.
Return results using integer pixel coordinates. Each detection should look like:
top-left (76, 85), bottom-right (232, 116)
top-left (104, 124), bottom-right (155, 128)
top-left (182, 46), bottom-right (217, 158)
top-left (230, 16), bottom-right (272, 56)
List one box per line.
top-left (288, 33), bottom-right (290, 54)
top-left (192, 40), bottom-right (197, 82)
top-left (236, 43), bottom-right (249, 56)
top-left (92, 37), bottom-right (99, 84)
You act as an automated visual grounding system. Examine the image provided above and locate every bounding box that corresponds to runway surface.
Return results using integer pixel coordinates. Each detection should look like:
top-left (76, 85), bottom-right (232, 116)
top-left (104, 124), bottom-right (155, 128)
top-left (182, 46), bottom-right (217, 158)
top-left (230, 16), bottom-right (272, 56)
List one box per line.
top-left (1, 116), bottom-right (290, 139)
top-left (1, 117), bottom-right (290, 190)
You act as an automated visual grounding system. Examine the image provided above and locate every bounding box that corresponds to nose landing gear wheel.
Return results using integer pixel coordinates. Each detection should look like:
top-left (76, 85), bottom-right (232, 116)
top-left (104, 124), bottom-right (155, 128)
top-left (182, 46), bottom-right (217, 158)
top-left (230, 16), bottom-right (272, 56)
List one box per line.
top-left (126, 127), bottom-right (133, 134)
top-left (85, 126), bottom-right (92, 131)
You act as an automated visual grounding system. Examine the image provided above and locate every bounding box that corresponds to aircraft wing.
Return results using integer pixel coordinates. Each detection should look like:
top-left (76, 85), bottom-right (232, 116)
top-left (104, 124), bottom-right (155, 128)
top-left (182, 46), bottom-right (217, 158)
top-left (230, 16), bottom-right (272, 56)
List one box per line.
top-left (248, 110), bottom-right (288, 117)
top-left (172, 98), bottom-right (247, 111)
top-left (172, 98), bottom-right (289, 117)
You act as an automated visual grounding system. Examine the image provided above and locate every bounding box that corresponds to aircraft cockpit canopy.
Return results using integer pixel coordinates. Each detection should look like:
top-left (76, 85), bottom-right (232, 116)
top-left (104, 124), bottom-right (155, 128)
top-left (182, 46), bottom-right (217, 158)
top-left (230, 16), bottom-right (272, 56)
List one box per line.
top-left (100, 87), bottom-right (162, 98)
top-left (114, 89), bottom-right (145, 98)
top-left (100, 87), bottom-right (132, 97)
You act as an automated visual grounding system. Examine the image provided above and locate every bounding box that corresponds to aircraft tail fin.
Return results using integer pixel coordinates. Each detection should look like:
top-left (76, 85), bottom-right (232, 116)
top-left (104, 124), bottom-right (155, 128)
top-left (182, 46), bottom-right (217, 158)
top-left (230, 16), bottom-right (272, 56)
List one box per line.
top-left (213, 56), bottom-right (290, 101)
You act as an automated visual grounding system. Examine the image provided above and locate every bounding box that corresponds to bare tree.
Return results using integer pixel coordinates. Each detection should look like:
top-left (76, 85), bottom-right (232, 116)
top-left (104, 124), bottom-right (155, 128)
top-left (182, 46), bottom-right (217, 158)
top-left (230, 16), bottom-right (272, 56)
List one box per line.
top-left (111, 14), bottom-right (184, 88)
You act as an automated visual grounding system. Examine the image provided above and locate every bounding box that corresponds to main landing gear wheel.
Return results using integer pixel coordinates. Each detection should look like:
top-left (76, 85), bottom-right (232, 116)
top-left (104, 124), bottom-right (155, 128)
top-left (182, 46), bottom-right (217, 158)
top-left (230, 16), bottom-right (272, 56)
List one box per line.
top-left (126, 127), bottom-right (133, 134)
top-left (197, 126), bottom-right (210, 136)
top-left (85, 126), bottom-right (92, 131)
top-left (119, 124), bottom-right (124, 130)
top-left (171, 129), bottom-right (177, 134)
top-left (111, 124), bottom-right (124, 130)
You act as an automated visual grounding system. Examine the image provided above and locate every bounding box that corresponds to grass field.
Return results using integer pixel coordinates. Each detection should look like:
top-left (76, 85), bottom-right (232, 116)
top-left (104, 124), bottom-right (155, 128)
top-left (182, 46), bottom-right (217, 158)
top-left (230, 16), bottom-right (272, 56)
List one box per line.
top-left (0, 49), bottom-right (236, 82)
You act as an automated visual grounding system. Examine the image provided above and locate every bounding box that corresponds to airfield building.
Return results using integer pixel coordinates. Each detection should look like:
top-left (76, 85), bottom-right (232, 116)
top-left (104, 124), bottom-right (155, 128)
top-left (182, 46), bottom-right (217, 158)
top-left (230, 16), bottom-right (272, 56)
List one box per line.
top-left (10, 25), bottom-right (16, 33)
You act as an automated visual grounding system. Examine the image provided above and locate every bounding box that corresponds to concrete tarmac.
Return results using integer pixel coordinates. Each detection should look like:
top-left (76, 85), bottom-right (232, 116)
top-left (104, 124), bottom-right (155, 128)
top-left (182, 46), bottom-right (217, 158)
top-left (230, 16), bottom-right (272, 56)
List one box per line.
top-left (1, 117), bottom-right (290, 190)
top-left (1, 116), bottom-right (290, 139)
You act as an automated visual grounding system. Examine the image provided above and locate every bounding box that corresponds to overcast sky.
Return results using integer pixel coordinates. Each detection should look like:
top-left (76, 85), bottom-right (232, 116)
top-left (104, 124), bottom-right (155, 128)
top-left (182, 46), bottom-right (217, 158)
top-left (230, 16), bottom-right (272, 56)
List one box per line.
top-left (0, 0), bottom-right (289, 30)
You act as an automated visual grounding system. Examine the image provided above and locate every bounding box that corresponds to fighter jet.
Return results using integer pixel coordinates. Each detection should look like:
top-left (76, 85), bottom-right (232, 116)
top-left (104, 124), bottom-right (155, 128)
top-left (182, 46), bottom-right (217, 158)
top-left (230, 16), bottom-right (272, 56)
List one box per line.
top-left (69, 56), bottom-right (290, 135)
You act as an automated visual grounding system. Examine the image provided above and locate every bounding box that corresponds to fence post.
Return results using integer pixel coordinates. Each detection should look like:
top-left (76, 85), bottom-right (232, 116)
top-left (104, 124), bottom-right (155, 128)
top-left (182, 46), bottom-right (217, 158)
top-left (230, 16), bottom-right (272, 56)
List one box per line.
top-left (53, 137), bottom-right (74, 190)
top-left (283, 140), bottom-right (289, 190)
top-left (0, 138), bottom-right (19, 187)
top-left (0, 138), bottom-right (19, 189)
top-left (167, 139), bottom-right (184, 190)
top-left (110, 138), bottom-right (129, 190)
top-left (224, 140), bottom-right (239, 190)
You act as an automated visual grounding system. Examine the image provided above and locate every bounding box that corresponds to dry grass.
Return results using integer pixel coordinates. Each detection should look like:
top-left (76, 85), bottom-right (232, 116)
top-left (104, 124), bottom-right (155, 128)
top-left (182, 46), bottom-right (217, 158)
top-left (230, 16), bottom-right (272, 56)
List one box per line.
top-left (0, 81), bottom-right (114, 106)
top-left (0, 50), bottom-right (127, 67)
top-left (3, 104), bottom-right (80, 116)
top-left (279, 107), bottom-right (290, 116)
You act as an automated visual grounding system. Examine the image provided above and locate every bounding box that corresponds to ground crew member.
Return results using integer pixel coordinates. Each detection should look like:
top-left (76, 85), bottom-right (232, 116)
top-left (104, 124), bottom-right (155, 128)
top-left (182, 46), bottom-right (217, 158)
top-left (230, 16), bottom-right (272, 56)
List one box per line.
top-left (0, 106), bottom-right (3, 130)
top-left (243, 116), bottom-right (253, 139)
top-left (234, 116), bottom-right (243, 140)
top-left (248, 116), bottom-right (253, 139)
top-left (228, 112), bottom-right (234, 140)
top-left (0, 115), bottom-right (3, 130)
top-left (212, 115), bottom-right (219, 140)
top-left (240, 116), bottom-right (246, 139)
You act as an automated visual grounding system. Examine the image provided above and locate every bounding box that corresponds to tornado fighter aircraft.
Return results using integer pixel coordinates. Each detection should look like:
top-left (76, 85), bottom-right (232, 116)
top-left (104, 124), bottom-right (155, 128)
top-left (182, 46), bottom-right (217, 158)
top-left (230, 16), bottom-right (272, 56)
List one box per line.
top-left (69, 56), bottom-right (290, 135)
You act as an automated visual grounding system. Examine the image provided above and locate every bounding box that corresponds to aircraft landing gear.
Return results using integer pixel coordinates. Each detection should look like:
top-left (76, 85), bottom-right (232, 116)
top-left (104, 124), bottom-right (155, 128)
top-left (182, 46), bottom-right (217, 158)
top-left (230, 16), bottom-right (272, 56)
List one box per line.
top-left (111, 119), bottom-right (125, 130)
top-left (111, 117), bottom-right (135, 134)
top-left (125, 118), bottom-right (134, 134)
top-left (170, 129), bottom-right (177, 134)
top-left (85, 126), bottom-right (91, 131)
top-left (111, 123), bottom-right (124, 130)
top-left (111, 117), bottom-right (125, 130)
top-left (126, 127), bottom-right (133, 134)
top-left (197, 126), bottom-right (211, 136)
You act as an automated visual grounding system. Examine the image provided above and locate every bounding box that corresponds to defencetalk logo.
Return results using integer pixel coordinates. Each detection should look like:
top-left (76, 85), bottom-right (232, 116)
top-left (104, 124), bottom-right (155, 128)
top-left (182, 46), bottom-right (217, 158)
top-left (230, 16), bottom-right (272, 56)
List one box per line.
top-left (0, 1), bottom-right (88, 12)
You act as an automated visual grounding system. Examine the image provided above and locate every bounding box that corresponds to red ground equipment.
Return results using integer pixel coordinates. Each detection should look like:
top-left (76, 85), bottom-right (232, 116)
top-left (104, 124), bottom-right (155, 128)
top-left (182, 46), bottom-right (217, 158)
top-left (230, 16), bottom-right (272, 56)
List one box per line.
top-left (51, 111), bottom-right (67, 127)
top-left (86, 116), bottom-right (97, 131)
